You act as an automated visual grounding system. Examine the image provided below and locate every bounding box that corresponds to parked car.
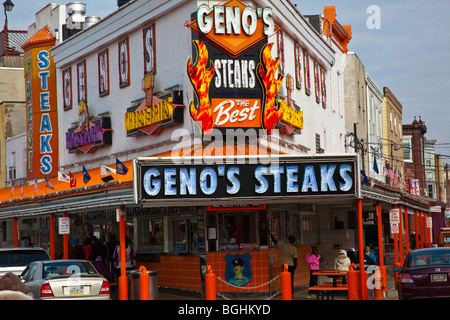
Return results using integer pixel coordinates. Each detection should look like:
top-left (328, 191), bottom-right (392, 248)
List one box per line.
top-left (438, 227), bottom-right (450, 247)
top-left (394, 247), bottom-right (450, 300)
top-left (21, 260), bottom-right (110, 300)
top-left (0, 247), bottom-right (51, 277)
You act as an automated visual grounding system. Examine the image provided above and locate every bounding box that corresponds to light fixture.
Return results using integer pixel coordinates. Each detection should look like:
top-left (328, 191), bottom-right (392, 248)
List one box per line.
top-left (101, 175), bottom-right (114, 183)
top-left (3, 0), bottom-right (14, 13)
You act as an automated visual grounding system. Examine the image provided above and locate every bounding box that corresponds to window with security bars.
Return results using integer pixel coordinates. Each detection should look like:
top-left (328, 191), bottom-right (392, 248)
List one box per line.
top-left (300, 215), bottom-right (319, 244)
top-left (316, 134), bottom-right (324, 154)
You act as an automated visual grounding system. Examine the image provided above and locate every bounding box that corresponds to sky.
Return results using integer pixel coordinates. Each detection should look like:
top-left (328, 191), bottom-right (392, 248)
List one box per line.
top-left (5, 0), bottom-right (450, 165)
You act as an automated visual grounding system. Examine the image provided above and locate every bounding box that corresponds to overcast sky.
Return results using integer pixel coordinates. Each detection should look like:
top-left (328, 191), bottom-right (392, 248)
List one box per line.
top-left (5, 0), bottom-right (450, 166)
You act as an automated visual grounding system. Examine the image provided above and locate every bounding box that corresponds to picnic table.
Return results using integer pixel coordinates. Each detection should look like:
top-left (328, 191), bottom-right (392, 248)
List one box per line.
top-left (309, 270), bottom-right (349, 300)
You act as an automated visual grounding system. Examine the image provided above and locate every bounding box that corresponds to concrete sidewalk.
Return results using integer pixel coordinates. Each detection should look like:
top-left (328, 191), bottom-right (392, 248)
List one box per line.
top-left (113, 266), bottom-right (399, 301)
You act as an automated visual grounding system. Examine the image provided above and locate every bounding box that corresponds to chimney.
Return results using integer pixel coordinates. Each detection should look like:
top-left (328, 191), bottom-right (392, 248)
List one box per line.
top-left (118, 0), bottom-right (130, 8)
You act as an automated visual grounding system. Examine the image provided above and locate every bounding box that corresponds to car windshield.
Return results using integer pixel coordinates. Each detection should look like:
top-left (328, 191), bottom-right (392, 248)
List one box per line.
top-left (42, 261), bottom-right (98, 278)
top-left (408, 250), bottom-right (450, 267)
top-left (0, 250), bottom-right (50, 267)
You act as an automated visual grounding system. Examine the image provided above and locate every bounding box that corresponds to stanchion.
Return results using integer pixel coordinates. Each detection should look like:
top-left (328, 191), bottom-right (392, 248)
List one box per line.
top-left (281, 264), bottom-right (292, 300)
top-left (380, 266), bottom-right (387, 296)
top-left (373, 267), bottom-right (384, 300)
top-left (205, 265), bottom-right (216, 300)
top-left (394, 262), bottom-right (401, 289)
top-left (139, 265), bottom-right (150, 300)
top-left (347, 263), bottom-right (358, 300)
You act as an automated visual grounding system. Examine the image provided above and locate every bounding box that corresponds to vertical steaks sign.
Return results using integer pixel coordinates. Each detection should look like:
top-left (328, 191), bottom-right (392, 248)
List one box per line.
top-left (185, 0), bottom-right (303, 135)
top-left (22, 26), bottom-right (59, 179)
top-left (134, 155), bottom-right (359, 204)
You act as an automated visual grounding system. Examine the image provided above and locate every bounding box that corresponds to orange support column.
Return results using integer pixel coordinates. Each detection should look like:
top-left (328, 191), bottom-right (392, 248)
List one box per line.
top-left (13, 217), bottom-right (18, 248)
top-left (414, 210), bottom-right (419, 249)
top-left (118, 206), bottom-right (128, 300)
top-left (419, 211), bottom-right (424, 248)
top-left (49, 213), bottom-right (55, 259)
top-left (404, 207), bottom-right (410, 254)
top-left (399, 206), bottom-right (404, 266)
top-left (357, 199), bottom-right (368, 300)
top-left (63, 212), bottom-right (69, 259)
top-left (376, 201), bottom-right (387, 295)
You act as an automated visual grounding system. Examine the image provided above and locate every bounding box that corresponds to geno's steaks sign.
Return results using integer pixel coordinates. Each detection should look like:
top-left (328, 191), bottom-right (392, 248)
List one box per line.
top-left (134, 156), bottom-right (359, 204)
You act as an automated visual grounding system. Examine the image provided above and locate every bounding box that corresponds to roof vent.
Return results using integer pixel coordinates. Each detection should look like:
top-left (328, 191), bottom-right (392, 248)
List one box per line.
top-left (83, 16), bottom-right (101, 29)
top-left (66, 2), bottom-right (86, 30)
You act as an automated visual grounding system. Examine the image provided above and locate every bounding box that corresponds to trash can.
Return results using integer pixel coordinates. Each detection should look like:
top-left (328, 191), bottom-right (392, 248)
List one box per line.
top-left (131, 269), bottom-right (158, 300)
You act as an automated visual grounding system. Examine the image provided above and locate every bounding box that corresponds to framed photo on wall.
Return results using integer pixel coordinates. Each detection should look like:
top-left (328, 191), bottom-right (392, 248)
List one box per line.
top-left (98, 49), bottom-right (110, 96)
top-left (143, 23), bottom-right (156, 75)
top-left (77, 60), bottom-right (87, 102)
top-left (62, 67), bottom-right (72, 111)
top-left (294, 43), bottom-right (302, 90)
top-left (118, 37), bottom-right (130, 88)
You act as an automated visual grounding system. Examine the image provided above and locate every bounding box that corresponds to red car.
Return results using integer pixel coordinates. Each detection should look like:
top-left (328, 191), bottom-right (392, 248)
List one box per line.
top-left (395, 247), bottom-right (450, 300)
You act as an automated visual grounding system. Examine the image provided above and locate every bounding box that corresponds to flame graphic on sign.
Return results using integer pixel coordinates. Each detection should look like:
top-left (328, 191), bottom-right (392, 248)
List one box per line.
top-left (187, 40), bottom-right (215, 135)
top-left (258, 43), bottom-right (283, 134)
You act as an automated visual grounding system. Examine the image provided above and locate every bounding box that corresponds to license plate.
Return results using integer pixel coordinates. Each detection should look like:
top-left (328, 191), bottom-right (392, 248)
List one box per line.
top-left (69, 286), bottom-right (85, 295)
top-left (431, 274), bottom-right (447, 282)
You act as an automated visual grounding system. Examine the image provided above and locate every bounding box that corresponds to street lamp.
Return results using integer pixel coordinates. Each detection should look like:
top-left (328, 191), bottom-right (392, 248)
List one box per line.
top-left (3, 0), bottom-right (14, 29)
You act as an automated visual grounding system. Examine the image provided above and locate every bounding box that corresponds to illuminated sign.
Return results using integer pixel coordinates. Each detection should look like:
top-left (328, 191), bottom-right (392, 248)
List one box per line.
top-left (22, 26), bottom-right (59, 179)
top-left (135, 156), bottom-right (358, 204)
top-left (66, 101), bottom-right (112, 154)
top-left (125, 74), bottom-right (184, 136)
top-left (186, 0), bottom-right (303, 136)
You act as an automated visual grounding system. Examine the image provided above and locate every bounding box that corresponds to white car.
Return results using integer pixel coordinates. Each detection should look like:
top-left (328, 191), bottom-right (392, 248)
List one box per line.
top-left (0, 247), bottom-right (51, 277)
top-left (21, 260), bottom-right (110, 300)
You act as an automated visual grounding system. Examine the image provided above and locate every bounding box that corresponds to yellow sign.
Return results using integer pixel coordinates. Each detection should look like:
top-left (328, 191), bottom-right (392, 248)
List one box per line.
top-left (125, 97), bottom-right (174, 132)
top-left (278, 99), bottom-right (303, 130)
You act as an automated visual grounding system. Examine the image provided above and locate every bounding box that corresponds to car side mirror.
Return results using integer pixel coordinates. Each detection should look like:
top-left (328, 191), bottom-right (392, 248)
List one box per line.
top-left (393, 266), bottom-right (402, 273)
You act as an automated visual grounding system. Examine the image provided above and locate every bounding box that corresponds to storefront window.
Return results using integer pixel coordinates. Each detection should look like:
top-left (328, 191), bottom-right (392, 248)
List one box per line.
top-left (173, 219), bottom-right (198, 253)
top-left (136, 217), bottom-right (164, 253)
top-left (218, 211), bottom-right (257, 251)
top-left (288, 211), bottom-right (301, 245)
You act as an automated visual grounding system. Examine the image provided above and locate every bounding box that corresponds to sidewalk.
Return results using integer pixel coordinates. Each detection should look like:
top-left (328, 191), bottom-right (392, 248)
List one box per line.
top-left (113, 266), bottom-right (399, 301)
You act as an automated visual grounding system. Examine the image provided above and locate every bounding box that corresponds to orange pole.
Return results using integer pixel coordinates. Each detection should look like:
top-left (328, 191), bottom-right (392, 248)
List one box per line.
top-left (139, 265), bottom-right (150, 300)
top-left (13, 217), bottom-right (18, 248)
top-left (404, 207), bottom-right (410, 254)
top-left (347, 263), bottom-right (359, 300)
top-left (49, 213), bottom-right (55, 259)
top-left (281, 264), bottom-right (292, 300)
top-left (422, 212), bottom-right (426, 248)
top-left (63, 212), bottom-right (69, 259)
top-left (399, 206), bottom-right (404, 266)
top-left (205, 265), bottom-right (216, 300)
top-left (414, 210), bottom-right (419, 249)
top-left (357, 199), bottom-right (367, 300)
top-left (419, 211), bottom-right (424, 248)
top-left (426, 213), bottom-right (431, 247)
top-left (376, 201), bottom-right (387, 294)
top-left (118, 206), bottom-right (128, 300)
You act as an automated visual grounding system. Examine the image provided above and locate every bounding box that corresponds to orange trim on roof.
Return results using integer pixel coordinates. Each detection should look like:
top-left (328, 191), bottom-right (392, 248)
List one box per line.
top-left (21, 25), bottom-right (55, 51)
top-left (322, 6), bottom-right (352, 53)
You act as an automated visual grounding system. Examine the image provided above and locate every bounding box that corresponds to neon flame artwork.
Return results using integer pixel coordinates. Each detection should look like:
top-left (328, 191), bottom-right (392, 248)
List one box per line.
top-left (186, 40), bottom-right (215, 135)
top-left (258, 43), bottom-right (283, 134)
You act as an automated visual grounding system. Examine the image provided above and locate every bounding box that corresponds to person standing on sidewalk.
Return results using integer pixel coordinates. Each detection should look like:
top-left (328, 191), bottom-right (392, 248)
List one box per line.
top-left (306, 246), bottom-right (321, 299)
top-left (271, 233), bottom-right (297, 295)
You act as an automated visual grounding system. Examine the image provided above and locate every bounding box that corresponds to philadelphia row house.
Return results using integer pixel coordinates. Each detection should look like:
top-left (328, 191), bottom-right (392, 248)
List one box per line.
top-left (0, 0), bottom-right (444, 298)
